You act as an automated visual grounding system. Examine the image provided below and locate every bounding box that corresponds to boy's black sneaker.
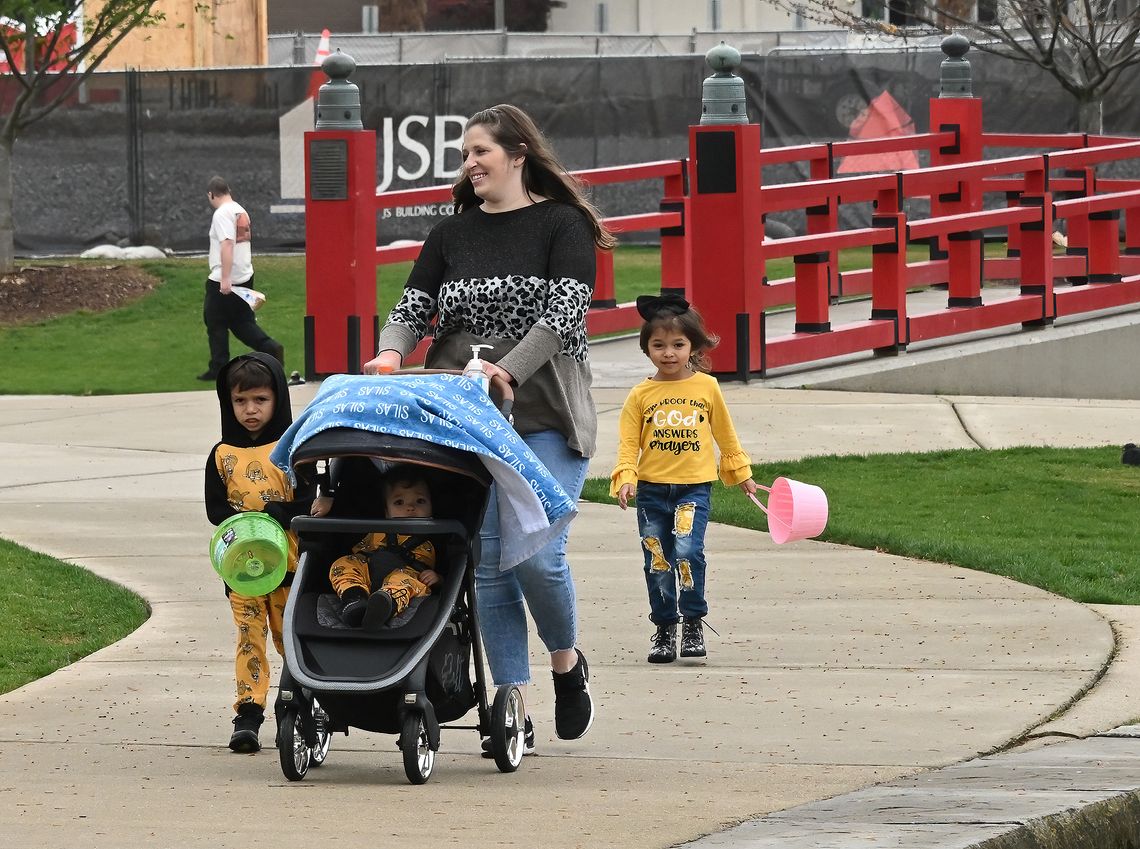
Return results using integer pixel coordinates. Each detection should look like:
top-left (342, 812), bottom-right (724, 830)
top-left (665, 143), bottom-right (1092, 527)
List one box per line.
top-left (229, 703), bottom-right (264, 753)
top-left (481, 715), bottom-right (535, 758)
top-left (339, 587), bottom-right (369, 627)
top-left (362, 590), bottom-right (395, 630)
top-left (552, 648), bottom-right (594, 740)
top-left (680, 617), bottom-right (706, 658)
top-left (648, 622), bottom-right (677, 663)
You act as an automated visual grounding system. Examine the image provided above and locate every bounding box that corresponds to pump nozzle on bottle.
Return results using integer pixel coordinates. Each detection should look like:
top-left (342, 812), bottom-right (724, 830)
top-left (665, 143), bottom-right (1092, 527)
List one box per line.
top-left (462, 344), bottom-right (494, 393)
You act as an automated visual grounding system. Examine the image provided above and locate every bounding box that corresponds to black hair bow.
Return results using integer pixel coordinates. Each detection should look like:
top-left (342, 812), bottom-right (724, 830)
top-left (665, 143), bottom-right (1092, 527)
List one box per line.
top-left (636, 293), bottom-right (690, 321)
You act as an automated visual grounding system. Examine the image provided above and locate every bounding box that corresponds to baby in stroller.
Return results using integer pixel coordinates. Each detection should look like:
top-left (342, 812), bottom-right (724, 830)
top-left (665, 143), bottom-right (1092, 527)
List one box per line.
top-left (330, 466), bottom-right (442, 629)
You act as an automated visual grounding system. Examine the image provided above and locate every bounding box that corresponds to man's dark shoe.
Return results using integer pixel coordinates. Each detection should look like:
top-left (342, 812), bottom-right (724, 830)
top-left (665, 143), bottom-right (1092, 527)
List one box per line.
top-left (197, 371), bottom-right (218, 382)
top-left (552, 648), bottom-right (594, 740)
top-left (362, 590), bottom-right (395, 630)
top-left (648, 622), bottom-right (677, 663)
top-left (481, 715), bottom-right (535, 758)
top-left (680, 617), bottom-right (706, 658)
top-left (339, 587), bottom-right (369, 627)
top-left (229, 703), bottom-right (264, 753)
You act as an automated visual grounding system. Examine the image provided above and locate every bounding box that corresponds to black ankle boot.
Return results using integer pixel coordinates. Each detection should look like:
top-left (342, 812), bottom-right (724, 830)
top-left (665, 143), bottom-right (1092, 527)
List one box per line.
top-left (229, 703), bottom-right (264, 753)
top-left (680, 617), bottom-right (706, 658)
top-left (648, 622), bottom-right (677, 663)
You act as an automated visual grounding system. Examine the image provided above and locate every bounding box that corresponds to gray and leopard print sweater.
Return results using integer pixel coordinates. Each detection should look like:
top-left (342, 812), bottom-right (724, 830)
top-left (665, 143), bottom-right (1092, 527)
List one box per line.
top-left (377, 200), bottom-right (598, 458)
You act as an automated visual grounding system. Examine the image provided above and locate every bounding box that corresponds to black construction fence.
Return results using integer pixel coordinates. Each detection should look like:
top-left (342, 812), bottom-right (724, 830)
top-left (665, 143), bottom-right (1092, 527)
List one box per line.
top-left (12, 50), bottom-right (1140, 255)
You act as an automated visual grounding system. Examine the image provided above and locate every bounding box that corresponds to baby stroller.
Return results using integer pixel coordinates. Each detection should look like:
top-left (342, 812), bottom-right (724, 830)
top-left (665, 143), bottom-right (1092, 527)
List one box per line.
top-left (272, 374), bottom-right (535, 785)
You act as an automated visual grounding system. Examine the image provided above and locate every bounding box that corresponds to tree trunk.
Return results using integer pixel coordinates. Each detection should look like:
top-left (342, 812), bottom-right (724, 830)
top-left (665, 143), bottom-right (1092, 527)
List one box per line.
top-left (0, 135), bottom-right (13, 274)
top-left (1077, 97), bottom-right (1104, 134)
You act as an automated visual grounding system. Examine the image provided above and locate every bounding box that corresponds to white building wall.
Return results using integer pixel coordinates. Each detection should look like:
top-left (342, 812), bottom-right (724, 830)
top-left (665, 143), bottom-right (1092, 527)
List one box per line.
top-left (550, 0), bottom-right (833, 33)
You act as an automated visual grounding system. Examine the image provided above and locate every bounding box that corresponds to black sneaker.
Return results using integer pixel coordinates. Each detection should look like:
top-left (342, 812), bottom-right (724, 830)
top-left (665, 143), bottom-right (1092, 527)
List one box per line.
top-left (362, 590), bottom-right (395, 630)
top-left (648, 623), bottom-right (677, 663)
top-left (197, 371), bottom-right (218, 382)
top-left (229, 704), bottom-right (264, 753)
top-left (481, 715), bottom-right (535, 758)
top-left (552, 648), bottom-right (594, 740)
top-left (339, 587), bottom-right (369, 627)
top-left (680, 617), bottom-right (706, 658)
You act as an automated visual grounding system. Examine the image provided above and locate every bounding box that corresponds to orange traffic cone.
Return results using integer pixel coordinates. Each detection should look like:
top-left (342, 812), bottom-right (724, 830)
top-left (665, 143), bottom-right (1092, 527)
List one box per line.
top-left (306, 28), bottom-right (332, 99)
top-left (314, 28), bottom-right (331, 65)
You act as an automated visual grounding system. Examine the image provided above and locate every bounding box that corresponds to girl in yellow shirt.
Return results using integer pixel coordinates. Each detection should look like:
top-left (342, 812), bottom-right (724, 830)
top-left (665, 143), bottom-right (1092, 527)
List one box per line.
top-left (610, 294), bottom-right (758, 663)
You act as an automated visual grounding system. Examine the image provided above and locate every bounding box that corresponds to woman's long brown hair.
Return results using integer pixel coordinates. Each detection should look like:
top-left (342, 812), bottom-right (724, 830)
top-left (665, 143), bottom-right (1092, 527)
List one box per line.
top-left (452, 103), bottom-right (617, 251)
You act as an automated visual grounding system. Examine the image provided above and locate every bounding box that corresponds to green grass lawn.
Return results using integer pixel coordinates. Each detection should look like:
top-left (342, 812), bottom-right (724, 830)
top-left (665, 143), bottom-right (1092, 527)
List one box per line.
top-left (1, 250), bottom-right (665, 395)
top-left (0, 538), bottom-right (149, 694)
top-left (582, 445), bottom-right (1140, 606)
top-left (3, 244), bottom-right (1028, 395)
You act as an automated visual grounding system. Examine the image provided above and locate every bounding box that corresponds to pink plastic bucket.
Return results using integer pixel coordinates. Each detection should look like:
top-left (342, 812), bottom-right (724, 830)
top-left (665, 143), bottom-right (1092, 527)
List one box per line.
top-left (748, 477), bottom-right (829, 544)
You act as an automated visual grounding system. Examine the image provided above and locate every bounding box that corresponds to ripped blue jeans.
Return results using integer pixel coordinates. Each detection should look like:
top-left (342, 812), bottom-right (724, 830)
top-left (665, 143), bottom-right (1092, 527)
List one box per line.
top-left (635, 482), bottom-right (711, 625)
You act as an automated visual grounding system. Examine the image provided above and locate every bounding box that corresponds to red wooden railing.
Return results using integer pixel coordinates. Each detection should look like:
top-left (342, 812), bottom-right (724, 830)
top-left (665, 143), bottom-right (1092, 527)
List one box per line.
top-left (364, 122), bottom-right (1140, 377)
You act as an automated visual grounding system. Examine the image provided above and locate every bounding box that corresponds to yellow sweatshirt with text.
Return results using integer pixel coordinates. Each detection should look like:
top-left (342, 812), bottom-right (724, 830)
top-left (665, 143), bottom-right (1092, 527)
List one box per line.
top-left (609, 372), bottom-right (752, 494)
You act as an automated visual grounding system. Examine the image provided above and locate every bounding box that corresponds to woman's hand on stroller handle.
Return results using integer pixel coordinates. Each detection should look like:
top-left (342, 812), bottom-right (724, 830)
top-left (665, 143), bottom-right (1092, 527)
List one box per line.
top-left (363, 350), bottom-right (403, 374)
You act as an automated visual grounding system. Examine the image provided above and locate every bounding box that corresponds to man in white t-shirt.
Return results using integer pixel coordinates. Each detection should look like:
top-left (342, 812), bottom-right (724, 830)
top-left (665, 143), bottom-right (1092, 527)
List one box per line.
top-left (199, 176), bottom-right (284, 381)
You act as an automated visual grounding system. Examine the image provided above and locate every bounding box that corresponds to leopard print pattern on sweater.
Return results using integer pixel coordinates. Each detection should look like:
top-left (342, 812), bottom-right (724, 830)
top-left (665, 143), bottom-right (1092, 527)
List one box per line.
top-left (389, 274), bottom-right (592, 362)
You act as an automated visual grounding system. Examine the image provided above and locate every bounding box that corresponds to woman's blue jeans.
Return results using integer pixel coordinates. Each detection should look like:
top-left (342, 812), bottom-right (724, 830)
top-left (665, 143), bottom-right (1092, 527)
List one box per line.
top-left (476, 430), bottom-right (588, 686)
top-left (635, 482), bottom-right (712, 626)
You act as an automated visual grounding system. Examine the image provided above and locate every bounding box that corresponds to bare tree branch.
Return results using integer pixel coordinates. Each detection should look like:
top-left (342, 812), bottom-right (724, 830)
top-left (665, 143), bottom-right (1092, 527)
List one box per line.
top-left (761, 0), bottom-right (1140, 129)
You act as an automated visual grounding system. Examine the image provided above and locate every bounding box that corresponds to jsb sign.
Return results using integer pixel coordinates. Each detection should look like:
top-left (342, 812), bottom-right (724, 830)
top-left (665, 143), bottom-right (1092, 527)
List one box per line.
top-left (377, 114), bottom-right (468, 193)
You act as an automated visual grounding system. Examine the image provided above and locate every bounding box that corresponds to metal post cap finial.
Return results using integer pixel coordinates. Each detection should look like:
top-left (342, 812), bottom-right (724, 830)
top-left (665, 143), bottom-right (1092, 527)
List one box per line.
top-left (321, 48), bottom-right (356, 79)
top-left (700, 41), bottom-right (748, 125)
top-left (705, 41), bottom-right (742, 74)
top-left (938, 33), bottom-right (973, 98)
top-left (940, 33), bottom-right (970, 59)
top-left (316, 48), bottom-right (363, 130)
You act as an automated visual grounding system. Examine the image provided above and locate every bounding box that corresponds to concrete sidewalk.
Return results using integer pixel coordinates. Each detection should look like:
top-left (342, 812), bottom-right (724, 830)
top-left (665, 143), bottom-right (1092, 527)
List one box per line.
top-left (1, 335), bottom-right (1138, 848)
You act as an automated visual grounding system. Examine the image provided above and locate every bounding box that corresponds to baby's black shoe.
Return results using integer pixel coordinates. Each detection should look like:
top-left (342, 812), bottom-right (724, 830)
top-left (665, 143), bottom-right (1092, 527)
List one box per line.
top-left (362, 590), bottom-right (395, 630)
top-left (339, 587), bottom-right (369, 627)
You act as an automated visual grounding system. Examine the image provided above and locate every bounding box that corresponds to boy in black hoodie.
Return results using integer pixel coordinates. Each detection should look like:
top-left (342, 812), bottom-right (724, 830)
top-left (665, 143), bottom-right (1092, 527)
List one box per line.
top-left (205, 353), bottom-right (316, 753)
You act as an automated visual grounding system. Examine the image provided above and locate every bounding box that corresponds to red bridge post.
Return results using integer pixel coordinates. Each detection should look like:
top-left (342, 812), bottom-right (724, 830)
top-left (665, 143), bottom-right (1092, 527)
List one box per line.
top-left (928, 35), bottom-right (984, 306)
top-left (303, 51), bottom-right (378, 377)
top-left (687, 43), bottom-right (763, 379)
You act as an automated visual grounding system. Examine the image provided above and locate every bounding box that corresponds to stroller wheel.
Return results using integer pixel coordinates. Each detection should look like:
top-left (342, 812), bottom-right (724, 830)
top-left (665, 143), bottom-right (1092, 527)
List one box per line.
top-left (489, 685), bottom-right (525, 773)
top-left (279, 708), bottom-right (311, 781)
top-left (401, 713), bottom-right (435, 785)
top-left (310, 698), bottom-right (332, 767)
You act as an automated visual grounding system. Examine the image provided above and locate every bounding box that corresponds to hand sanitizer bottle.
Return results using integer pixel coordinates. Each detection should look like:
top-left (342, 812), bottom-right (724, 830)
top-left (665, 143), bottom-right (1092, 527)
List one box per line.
top-left (462, 344), bottom-right (494, 393)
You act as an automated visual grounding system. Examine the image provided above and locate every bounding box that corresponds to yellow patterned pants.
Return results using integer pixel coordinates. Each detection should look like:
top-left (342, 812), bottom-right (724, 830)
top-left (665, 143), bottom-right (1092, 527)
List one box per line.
top-left (330, 555), bottom-right (430, 616)
top-left (228, 584), bottom-right (289, 713)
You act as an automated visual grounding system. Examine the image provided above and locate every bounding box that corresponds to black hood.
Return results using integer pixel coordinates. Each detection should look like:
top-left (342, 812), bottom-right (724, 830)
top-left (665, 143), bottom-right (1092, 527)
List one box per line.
top-left (214, 353), bottom-right (293, 447)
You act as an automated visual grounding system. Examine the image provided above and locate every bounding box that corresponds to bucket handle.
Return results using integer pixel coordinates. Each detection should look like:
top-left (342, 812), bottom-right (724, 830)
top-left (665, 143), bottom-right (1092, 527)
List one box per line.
top-left (747, 490), bottom-right (792, 530)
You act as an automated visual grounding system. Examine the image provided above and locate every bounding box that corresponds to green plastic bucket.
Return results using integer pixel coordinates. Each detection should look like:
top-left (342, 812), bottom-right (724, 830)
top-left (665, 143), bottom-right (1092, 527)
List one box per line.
top-left (209, 512), bottom-right (288, 596)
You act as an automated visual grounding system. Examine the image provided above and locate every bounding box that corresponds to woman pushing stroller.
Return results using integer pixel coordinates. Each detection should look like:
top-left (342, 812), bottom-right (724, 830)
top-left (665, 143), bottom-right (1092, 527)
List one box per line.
top-left (363, 103), bottom-right (608, 747)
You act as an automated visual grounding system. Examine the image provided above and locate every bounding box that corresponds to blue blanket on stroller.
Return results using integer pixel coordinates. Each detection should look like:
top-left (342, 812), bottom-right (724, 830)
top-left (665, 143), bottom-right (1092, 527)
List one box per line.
top-left (270, 373), bottom-right (577, 570)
